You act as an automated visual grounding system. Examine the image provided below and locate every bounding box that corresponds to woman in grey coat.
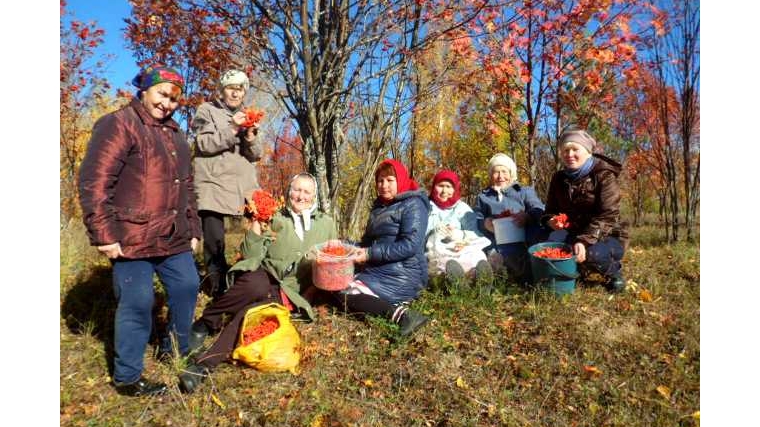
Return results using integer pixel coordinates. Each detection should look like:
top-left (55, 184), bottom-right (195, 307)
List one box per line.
top-left (192, 70), bottom-right (263, 297)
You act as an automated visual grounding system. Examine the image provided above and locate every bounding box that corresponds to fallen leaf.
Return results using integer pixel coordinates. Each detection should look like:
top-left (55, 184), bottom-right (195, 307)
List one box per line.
top-left (310, 414), bottom-right (326, 427)
top-left (656, 385), bottom-right (671, 399)
top-left (583, 365), bottom-right (603, 376)
top-left (692, 410), bottom-right (700, 420)
top-left (363, 379), bottom-right (374, 387)
top-left (455, 376), bottom-right (468, 389)
top-left (211, 392), bottom-right (227, 410)
top-left (639, 289), bottom-right (653, 302)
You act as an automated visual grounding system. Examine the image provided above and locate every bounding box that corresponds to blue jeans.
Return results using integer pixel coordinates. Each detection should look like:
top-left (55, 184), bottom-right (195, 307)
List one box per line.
top-left (111, 251), bottom-right (199, 383)
top-left (546, 230), bottom-right (624, 278)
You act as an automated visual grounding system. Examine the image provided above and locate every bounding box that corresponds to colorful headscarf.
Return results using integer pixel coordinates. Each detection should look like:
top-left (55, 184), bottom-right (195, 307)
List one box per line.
top-left (131, 65), bottom-right (185, 92)
top-left (429, 169), bottom-right (461, 209)
top-left (375, 159), bottom-right (418, 202)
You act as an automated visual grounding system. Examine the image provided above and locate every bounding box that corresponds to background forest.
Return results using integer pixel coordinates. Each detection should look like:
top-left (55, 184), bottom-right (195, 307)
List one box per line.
top-left (59, 1), bottom-right (703, 426)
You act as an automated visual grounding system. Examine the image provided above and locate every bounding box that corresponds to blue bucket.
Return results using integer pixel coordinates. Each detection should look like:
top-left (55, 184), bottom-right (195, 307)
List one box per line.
top-left (528, 242), bottom-right (579, 296)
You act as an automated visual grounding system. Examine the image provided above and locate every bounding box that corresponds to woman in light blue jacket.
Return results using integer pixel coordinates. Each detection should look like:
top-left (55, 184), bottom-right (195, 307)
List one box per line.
top-left (425, 170), bottom-right (492, 290)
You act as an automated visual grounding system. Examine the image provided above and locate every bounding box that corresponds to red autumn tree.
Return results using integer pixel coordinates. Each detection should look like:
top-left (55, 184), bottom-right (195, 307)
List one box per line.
top-left (60, 0), bottom-right (112, 220)
top-left (449, 0), bottom-right (658, 183)
top-left (126, 0), bottom-right (488, 228)
top-left (257, 125), bottom-right (305, 201)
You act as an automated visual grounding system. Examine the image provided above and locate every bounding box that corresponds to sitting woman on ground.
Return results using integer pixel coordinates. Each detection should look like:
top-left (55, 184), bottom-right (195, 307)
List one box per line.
top-left (473, 153), bottom-right (547, 283)
top-left (424, 169), bottom-right (493, 292)
top-left (541, 128), bottom-right (628, 293)
top-left (329, 159), bottom-right (431, 337)
top-left (178, 173), bottom-right (337, 394)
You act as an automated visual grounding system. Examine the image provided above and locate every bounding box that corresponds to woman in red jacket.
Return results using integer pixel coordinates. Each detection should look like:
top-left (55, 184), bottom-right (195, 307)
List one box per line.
top-left (78, 65), bottom-right (202, 396)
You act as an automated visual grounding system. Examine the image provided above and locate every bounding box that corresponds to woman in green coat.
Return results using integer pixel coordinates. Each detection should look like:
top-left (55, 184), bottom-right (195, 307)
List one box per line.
top-left (178, 173), bottom-right (336, 393)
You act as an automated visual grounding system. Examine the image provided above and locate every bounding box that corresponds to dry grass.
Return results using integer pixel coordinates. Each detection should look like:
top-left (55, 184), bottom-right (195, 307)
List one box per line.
top-left (60, 222), bottom-right (699, 427)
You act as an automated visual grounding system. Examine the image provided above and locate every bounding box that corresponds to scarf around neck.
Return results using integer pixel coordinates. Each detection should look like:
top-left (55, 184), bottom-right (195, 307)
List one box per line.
top-left (429, 169), bottom-right (461, 209)
top-left (563, 156), bottom-right (596, 181)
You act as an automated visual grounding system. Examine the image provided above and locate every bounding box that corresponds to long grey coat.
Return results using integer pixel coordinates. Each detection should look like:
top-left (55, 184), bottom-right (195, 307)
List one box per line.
top-left (192, 99), bottom-right (262, 215)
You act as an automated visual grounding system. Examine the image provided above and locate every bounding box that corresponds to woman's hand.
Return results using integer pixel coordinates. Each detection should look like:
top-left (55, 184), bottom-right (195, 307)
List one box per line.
top-left (249, 219), bottom-right (262, 236)
top-left (191, 237), bottom-right (199, 253)
top-left (351, 247), bottom-right (369, 264)
top-left (510, 211), bottom-right (528, 227)
top-left (231, 111), bottom-right (247, 127)
top-left (573, 242), bottom-right (586, 263)
top-left (243, 125), bottom-right (258, 142)
top-left (484, 217), bottom-right (494, 233)
top-left (97, 242), bottom-right (124, 259)
top-left (547, 216), bottom-right (563, 231)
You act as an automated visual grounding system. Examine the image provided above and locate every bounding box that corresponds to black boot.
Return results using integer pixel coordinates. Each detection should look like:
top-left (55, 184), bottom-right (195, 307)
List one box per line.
top-left (605, 274), bottom-right (625, 293)
top-left (188, 320), bottom-right (210, 354)
top-left (398, 309), bottom-right (430, 337)
top-left (178, 364), bottom-right (211, 394)
top-left (114, 377), bottom-right (168, 397)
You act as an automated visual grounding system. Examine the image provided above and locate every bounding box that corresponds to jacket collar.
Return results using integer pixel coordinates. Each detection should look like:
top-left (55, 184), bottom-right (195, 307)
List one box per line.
top-left (130, 98), bottom-right (180, 130)
top-left (482, 183), bottom-right (522, 195)
top-left (211, 97), bottom-right (242, 114)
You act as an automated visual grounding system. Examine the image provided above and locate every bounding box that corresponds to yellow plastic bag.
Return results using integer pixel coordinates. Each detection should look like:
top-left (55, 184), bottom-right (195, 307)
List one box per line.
top-left (231, 303), bottom-right (301, 374)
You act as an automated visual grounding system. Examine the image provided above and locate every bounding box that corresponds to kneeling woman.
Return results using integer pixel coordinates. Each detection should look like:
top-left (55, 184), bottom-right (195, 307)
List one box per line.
top-left (179, 173), bottom-right (337, 393)
top-left (335, 159), bottom-right (431, 336)
top-left (542, 129), bottom-right (628, 292)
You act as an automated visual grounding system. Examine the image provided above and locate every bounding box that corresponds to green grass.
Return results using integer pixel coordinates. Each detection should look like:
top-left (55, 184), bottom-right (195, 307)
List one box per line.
top-left (60, 222), bottom-right (699, 427)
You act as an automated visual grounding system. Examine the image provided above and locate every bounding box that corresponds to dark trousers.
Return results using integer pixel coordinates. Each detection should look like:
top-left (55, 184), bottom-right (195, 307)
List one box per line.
top-left (111, 252), bottom-right (199, 383)
top-left (195, 269), bottom-right (281, 368)
top-left (547, 230), bottom-right (625, 278)
top-left (200, 210), bottom-right (229, 295)
top-left (327, 292), bottom-right (396, 320)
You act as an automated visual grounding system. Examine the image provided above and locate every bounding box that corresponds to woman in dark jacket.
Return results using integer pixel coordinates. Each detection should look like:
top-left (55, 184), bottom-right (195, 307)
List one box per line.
top-left (334, 159), bottom-right (431, 336)
top-left (542, 128), bottom-right (629, 292)
top-left (78, 65), bottom-right (201, 397)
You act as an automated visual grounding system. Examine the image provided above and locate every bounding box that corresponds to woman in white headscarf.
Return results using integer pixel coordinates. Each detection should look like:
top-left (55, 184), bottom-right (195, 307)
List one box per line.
top-left (473, 153), bottom-right (547, 283)
top-left (179, 173), bottom-right (337, 394)
top-left (192, 69), bottom-right (263, 297)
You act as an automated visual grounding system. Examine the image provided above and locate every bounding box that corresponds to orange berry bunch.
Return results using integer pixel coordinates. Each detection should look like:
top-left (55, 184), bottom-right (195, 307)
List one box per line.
top-left (244, 189), bottom-right (281, 222)
top-left (554, 213), bottom-right (570, 229)
top-left (241, 317), bottom-right (279, 346)
top-left (241, 107), bottom-right (264, 128)
top-left (533, 247), bottom-right (573, 259)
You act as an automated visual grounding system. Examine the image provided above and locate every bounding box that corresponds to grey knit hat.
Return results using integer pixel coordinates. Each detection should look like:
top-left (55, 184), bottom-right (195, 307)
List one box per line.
top-left (558, 129), bottom-right (596, 153)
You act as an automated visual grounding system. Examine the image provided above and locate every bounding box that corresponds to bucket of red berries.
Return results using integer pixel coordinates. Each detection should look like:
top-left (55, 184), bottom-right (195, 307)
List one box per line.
top-left (311, 240), bottom-right (357, 291)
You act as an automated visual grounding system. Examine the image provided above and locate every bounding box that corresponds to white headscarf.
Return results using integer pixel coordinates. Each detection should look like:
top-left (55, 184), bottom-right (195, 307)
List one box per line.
top-left (286, 173), bottom-right (319, 241)
top-left (487, 153), bottom-right (518, 201)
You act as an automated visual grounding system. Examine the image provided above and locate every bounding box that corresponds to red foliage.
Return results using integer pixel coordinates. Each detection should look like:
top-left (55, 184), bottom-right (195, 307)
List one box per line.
top-left (241, 317), bottom-right (279, 346)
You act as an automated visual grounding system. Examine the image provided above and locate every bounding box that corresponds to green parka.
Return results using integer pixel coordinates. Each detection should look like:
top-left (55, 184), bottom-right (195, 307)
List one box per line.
top-left (227, 207), bottom-right (337, 320)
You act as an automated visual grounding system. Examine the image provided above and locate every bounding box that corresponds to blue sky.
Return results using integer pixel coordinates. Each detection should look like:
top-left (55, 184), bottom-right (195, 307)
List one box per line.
top-left (66, 0), bottom-right (137, 91)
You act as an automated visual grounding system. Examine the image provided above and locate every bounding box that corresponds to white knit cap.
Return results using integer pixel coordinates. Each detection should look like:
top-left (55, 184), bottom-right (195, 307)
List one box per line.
top-left (487, 153), bottom-right (517, 183)
top-left (218, 69), bottom-right (250, 91)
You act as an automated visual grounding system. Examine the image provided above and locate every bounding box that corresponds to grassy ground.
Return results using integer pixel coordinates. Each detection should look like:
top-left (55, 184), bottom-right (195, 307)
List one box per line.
top-left (60, 222), bottom-right (699, 427)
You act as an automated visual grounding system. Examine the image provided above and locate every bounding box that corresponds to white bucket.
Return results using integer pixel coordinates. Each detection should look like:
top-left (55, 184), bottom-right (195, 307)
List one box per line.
top-left (493, 217), bottom-right (525, 244)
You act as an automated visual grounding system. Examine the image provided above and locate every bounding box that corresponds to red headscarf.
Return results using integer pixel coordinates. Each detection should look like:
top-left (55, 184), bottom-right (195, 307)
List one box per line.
top-left (429, 169), bottom-right (461, 209)
top-left (375, 159), bottom-right (418, 202)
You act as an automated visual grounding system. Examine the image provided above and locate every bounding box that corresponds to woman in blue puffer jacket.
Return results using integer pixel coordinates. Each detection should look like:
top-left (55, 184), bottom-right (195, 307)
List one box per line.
top-left (334, 159), bottom-right (431, 336)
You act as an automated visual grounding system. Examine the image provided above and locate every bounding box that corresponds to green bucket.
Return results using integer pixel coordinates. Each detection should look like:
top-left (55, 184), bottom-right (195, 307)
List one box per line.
top-left (528, 242), bottom-right (579, 296)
